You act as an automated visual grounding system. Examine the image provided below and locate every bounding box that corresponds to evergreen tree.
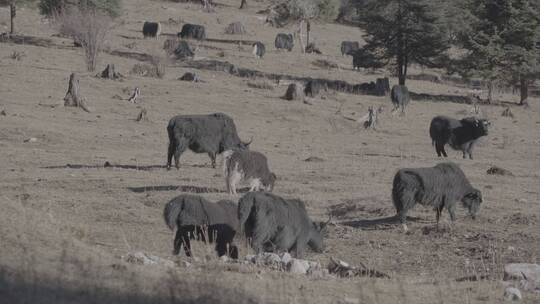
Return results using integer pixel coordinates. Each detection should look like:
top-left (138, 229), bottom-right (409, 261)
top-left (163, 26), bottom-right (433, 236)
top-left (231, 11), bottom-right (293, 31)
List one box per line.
top-left (356, 0), bottom-right (450, 85)
top-left (456, 0), bottom-right (539, 104)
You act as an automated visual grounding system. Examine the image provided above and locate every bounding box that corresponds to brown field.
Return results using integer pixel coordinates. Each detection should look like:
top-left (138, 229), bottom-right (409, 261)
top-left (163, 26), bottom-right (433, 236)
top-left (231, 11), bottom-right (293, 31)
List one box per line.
top-left (1, 1), bottom-right (539, 303)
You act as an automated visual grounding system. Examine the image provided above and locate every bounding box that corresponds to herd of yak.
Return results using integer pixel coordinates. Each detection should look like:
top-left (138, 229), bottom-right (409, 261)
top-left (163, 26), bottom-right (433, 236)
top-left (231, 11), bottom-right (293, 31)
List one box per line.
top-left (141, 21), bottom-right (492, 258)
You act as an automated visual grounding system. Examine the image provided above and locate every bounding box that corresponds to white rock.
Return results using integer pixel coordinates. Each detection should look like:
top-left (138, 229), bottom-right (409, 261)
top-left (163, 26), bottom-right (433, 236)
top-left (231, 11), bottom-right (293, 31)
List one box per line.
top-left (24, 137), bottom-right (37, 143)
top-left (262, 253), bottom-right (281, 265)
top-left (289, 259), bottom-right (310, 275)
top-left (244, 254), bottom-right (256, 263)
top-left (219, 255), bottom-right (229, 263)
top-left (280, 252), bottom-right (292, 265)
top-left (504, 287), bottom-right (522, 301)
top-left (504, 263), bottom-right (540, 283)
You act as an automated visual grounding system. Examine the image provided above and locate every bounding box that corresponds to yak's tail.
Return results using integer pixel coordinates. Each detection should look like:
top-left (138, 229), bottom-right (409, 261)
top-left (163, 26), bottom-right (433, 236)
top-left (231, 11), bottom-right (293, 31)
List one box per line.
top-left (237, 193), bottom-right (256, 235)
top-left (163, 198), bottom-right (184, 230)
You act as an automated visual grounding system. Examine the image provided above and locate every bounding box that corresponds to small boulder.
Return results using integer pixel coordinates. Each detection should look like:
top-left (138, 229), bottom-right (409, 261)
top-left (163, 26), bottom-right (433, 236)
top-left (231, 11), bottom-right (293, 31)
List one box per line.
top-left (503, 287), bottom-right (522, 301)
top-left (280, 252), bottom-right (292, 265)
top-left (504, 263), bottom-right (540, 283)
top-left (289, 258), bottom-right (310, 275)
top-left (487, 166), bottom-right (514, 176)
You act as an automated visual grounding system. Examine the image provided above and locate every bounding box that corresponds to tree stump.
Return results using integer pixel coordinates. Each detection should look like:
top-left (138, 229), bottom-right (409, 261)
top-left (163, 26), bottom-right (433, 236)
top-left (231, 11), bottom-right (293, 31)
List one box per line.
top-left (99, 64), bottom-right (122, 79)
top-left (64, 73), bottom-right (91, 112)
top-left (284, 83), bottom-right (303, 101)
top-left (128, 87), bottom-right (140, 103)
top-left (136, 108), bottom-right (148, 122)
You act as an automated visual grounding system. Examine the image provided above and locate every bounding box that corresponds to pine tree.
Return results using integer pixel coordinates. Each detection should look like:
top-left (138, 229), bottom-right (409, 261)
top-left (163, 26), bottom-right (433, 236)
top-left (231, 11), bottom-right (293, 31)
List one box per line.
top-left (456, 0), bottom-right (539, 104)
top-left (356, 0), bottom-right (450, 85)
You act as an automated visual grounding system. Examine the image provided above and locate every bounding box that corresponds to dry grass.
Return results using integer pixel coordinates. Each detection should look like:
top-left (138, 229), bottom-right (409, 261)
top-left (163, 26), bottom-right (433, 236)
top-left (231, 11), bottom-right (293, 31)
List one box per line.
top-left (247, 80), bottom-right (275, 90)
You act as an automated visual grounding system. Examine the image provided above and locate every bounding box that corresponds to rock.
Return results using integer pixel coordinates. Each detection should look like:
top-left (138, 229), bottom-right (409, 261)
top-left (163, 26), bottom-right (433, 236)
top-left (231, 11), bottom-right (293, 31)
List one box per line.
top-left (289, 259), bottom-right (310, 275)
top-left (244, 254), bottom-right (256, 263)
top-left (280, 252), bottom-right (292, 265)
top-left (487, 166), bottom-right (513, 176)
top-left (219, 255), bottom-right (229, 263)
top-left (179, 72), bottom-right (200, 82)
top-left (122, 251), bottom-right (173, 267)
top-left (262, 252), bottom-right (281, 265)
top-left (304, 156), bottom-right (324, 162)
top-left (504, 263), bottom-right (540, 283)
top-left (1, 110), bottom-right (6, 116)
top-left (504, 287), bottom-right (522, 301)
top-left (24, 137), bottom-right (37, 143)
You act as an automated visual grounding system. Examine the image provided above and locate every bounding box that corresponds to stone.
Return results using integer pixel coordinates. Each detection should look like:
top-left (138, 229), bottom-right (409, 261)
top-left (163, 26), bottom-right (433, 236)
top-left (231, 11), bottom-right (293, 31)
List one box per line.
top-left (280, 252), bottom-right (292, 265)
top-left (504, 287), bottom-right (522, 301)
top-left (289, 259), bottom-right (310, 275)
top-left (504, 263), bottom-right (540, 283)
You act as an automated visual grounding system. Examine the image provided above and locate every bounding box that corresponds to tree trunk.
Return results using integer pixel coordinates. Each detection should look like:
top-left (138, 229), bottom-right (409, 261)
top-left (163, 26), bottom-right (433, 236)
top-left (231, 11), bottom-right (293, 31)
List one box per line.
top-left (64, 73), bottom-right (91, 112)
top-left (306, 20), bottom-right (310, 47)
top-left (239, 0), bottom-right (247, 9)
top-left (519, 76), bottom-right (528, 105)
top-left (298, 19), bottom-right (305, 54)
top-left (10, 2), bottom-right (15, 35)
top-left (487, 81), bottom-right (493, 104)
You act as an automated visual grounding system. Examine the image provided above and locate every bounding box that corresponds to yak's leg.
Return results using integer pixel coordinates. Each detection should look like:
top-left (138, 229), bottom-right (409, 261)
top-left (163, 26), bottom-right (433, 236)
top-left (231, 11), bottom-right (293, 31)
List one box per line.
top-left (466, 142), bottom-right (475, 160)
top-left (208, 152), bottom-right (216, 168)
top-left (441, 144), bottom-right (448, 157)
top-left (167, 139), bottom-right (175, 170)
top-left (435, 204), bottom-right (444, 230)
top-left (435, 142), bottom-right (444, 157)
top-left (173, 137), bottom-right (189, 170)
top-left (447, 202), bottom-right (457, 222)
top-left (173, 227), bottom-right (184, 255)
top-left (228, 170), bottom-right (242, 195)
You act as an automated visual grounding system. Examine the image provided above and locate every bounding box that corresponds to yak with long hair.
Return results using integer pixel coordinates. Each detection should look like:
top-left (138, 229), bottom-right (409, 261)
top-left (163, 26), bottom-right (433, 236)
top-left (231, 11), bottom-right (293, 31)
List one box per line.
top-left (392, 162), bottom-right (483, 231)
top-left (163, 194), bottom-right (239, 258)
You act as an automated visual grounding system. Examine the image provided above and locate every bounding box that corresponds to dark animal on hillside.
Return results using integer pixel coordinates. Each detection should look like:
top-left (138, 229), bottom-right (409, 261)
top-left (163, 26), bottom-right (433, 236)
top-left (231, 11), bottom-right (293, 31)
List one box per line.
top-left (429, 116), bottom-right (490, 159)
top-left (142, 21), bottom-right (161, 38)
top-left (163, 194), bottom-right (239, 258)
top-left (238, 192), bottom-right (328, 258)
top-left (390, 85), bottom-right (410, 114)
top-left (274, 33), bottom-right (294, 51)
top-left (173, 40), bottom-right (195, 60)
top-left (304, 79), bottom-right (325, 97)
top-left (392, 162), bottom-right (483, 231)
top-left (178, 24), bottom-right (206, 40)
top-left (223, 150), bottom-right (276, 195)
top-left (252, 41), bottom-right (265, 58)
top-left (340, 41), bottom-right (359, 56)
top-left (166, 113), bottom-right (251, 170)
top-left (352, 51), bottom-right (362, 70)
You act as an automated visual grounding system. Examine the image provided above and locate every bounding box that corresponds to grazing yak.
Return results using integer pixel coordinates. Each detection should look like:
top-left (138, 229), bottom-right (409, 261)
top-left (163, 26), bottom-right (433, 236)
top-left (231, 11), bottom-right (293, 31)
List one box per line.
top-left (430, 116), bottom-right (490, 159)
top-left (390, 85), bottom-right (410, 114)
top-left (252, 41), bottom-right (266, 59)
top-left (163, 194), bottom-right (239, 258)
top-left (392, 162), bottom-right (483, 231)
top-left (238, 192), bottom-right (328, 258)
top-left (304, 79), bottom-right (325, 98)
top-left (142, 21), bottom-right (161, 38)
top-left (166, 113), bottom-right (251, 170)
top-left (178, 23), bottom-right (206, 40)
top-left (275, 33), bottom-right (294, 51)
top-left (340, 41), bottom-right (359, 56)
top-left (223, 150), bottom-right (276, 195)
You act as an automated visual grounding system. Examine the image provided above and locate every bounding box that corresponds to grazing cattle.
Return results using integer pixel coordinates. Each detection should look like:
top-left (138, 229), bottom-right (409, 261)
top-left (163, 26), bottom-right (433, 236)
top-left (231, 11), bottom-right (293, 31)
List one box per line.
top-left (392, 162), bottom-right (483, 231)
top-left (163, 195), bottom-right (239, 258)
top-left (166, 113), bottom-right (251, 170)
top-left (252, 41), bottom-right (265, 58)
top-left (223, 150), bottom-right (276, 195)
top-left (304, 79), bottom-right (325, 98)
top-left (340, 41), bottom-right (359, 56)
top-left (390, 85), bottom-right (410, 114)
top-left (274, 33), bottom-right (294, 51)
top-left (142, 21), bottom-right (161, 38)
top-left (178, 23), bottom-right (206, 40)
top-left (429, 116), bottom-right (490, 159)
top-left (238, 192), bottom-right (328, 258)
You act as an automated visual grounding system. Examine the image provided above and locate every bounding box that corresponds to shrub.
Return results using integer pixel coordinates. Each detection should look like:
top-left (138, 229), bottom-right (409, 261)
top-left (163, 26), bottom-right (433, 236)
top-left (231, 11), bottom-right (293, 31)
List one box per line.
top-left (39, 0), bottom-right (122, 17)
top-left (55, 7), bottom-right (112, 72)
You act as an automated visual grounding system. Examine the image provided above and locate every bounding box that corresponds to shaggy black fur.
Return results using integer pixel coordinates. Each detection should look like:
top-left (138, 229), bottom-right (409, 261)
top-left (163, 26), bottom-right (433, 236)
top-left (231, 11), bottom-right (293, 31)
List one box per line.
top-left (429, 115), bottom-right (490, 159)
top-left (238, 192), bottom-right (326, 258)
top-left (252, 42), bottom-right (265, 58)
top-left (340, 41), bottom-right (359, 56)
top-left (178, 24), bottom-right (206, 40)
top-left (390, 85), bottom-right (410, 114)
top-left (392, 162), bottom-right (482, 229)
top-left (163, 194), bottom-right (239, 258)
top-left (142, 22), bottom-right (161, 38)
top-left (274, 33), bottom-right (294, 51)
top-left (166, 113), bottom-right (251, 169)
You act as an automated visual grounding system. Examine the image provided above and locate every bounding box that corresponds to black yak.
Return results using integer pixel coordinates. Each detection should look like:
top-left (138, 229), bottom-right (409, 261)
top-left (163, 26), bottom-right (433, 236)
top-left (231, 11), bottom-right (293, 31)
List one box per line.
top-left (429, 116), bottom-right (490, 159)
top-left (238, 192), bottom-right (327, 258)
top-left (390, 85), bottom-right (410, 114)
top-left (274, 33), bottom-right (294, 51)
top-left (222, 150), bottom-right (276, 195)
top-left (340, 41), bottom-right (359, 56)
top-left (252, 41), bottom-right (266, 59)
top-left (304, 79), bottom-right (325, 98)
top-left (163, 194), bottom-right (239, 258)
top-left (178, 24), bottom-right (206, 40)
top-left (166, 113), bottom-right (251, 169)
top-left (142, 21), bottom-right (161, 38)
top-left (392, 162), bottom-right (483, 231)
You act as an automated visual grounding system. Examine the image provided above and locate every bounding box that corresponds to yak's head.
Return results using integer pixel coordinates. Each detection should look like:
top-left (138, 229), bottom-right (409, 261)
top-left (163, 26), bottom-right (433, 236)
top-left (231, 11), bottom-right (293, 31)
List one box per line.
top-left (462, 188), bottom-right (483, 219)
top-left (308, 217), bottom-right (331, 253)
top-left (472, 118), bottom-right (490, 136)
